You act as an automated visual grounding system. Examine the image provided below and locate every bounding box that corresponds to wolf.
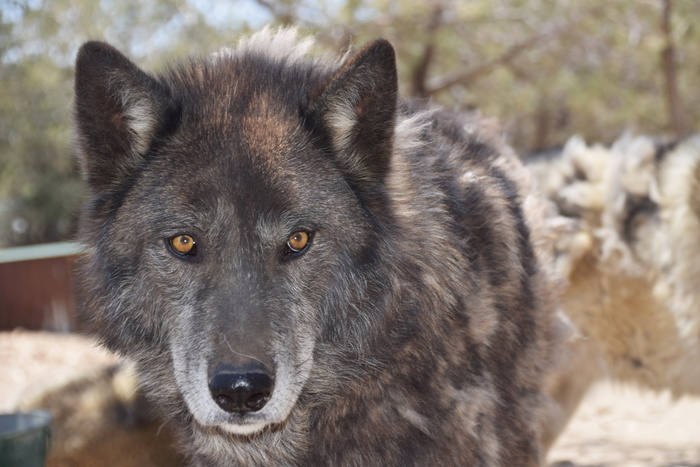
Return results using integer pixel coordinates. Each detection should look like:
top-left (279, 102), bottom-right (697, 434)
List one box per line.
top-left (74, 28), bottom-right (561, 466)
top-left (527, 135), bottom-right (700, 454)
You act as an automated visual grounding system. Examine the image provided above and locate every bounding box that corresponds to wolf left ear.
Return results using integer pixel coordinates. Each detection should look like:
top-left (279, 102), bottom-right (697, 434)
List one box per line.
top-left (308, 39), bottom-right (398, 187)
top-left (74, 41), bottom-right (175, 193)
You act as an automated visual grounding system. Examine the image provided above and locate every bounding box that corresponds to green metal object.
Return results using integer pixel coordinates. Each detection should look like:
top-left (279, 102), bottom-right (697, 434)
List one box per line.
top-left (0, 411), bottom-right (52, 467)
top-left (0, 241), bottom-right (85, 264)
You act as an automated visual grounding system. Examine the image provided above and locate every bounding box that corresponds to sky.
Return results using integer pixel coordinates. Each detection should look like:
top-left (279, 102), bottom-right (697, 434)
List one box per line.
top-left (187, 0), bottom-right (273, 30)
top-left (0, 0), bottom-right (278, 65)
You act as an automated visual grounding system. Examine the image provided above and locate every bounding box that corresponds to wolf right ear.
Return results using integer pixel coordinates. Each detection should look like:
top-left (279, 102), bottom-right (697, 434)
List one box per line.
top-left (74, 41), bottom-right (174, 192)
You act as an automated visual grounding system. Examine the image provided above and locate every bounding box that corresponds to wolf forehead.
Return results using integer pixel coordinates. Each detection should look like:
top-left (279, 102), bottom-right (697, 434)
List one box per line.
top-left (150, 53), bottom-right (331, 166)
top-left (143, 65), bottom-right (332, 207)
top-left (167, 55), bottom-right (324, 129)
top-left (149, 65), bottom-right (353, 218)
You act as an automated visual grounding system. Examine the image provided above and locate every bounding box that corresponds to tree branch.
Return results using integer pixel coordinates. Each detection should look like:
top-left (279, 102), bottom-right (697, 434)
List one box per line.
top-left (660, 0), bottom-right (686, 137)
top-left (426, 28), bottom-right (557, 94)
top-left (411, 2), bottom-right (446, 99)
top-left (252, 0), bottom-right (296, 26)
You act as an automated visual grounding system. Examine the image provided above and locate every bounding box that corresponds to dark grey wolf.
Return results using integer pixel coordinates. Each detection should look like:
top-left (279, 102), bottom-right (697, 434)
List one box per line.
top-left (74, 28), bottom-right (561, 466)
top-left (526, 135), bottom-right (700, 454)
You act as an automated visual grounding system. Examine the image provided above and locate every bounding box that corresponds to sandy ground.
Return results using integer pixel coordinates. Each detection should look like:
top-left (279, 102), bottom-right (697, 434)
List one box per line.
top-left (2, 330), bottom-right (699, 466)
top-left (0, 330), bottom-right (117, 413)
top-left (547, 383), bottom-right (700, 467)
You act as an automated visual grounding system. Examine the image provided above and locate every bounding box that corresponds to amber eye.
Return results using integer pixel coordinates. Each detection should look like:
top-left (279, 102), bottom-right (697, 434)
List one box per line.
top-left (286, 231), bottom-right (309, 253)
top-left (169, 234), bottom-right (196, 256)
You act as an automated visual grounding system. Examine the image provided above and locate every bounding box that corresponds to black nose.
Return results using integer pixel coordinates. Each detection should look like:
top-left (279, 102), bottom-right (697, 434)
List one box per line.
top-left (209, 363), bottom-right (274, 413)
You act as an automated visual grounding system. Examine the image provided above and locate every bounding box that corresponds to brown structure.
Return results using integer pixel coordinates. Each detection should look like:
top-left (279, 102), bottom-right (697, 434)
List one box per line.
top-left (0, 242), bottom-right (84, 332)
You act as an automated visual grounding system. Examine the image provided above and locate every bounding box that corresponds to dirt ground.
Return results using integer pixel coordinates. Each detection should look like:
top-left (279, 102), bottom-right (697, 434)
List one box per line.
top-left (547, 383), bottom-right (700, 467)
top-left (1, 330), bottom-right (117, 413)
top-left (2, 330), bottom-right (699, 466)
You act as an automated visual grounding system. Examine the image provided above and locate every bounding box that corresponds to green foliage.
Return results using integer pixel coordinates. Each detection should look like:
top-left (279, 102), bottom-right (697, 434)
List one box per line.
top-left (1, 0), bottom-right (698, 246)
top-left (0, 0), bottom-right (246, 247)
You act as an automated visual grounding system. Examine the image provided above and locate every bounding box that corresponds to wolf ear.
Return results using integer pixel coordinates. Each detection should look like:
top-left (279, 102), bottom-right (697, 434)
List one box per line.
top-left (308, 39), bottom-right (398, 187)
top-left (74, 41), bottom-right (174, 192)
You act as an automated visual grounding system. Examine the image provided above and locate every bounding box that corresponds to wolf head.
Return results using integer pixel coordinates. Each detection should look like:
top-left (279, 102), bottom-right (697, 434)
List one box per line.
top-left (75, 29), bottom-right (398, 436)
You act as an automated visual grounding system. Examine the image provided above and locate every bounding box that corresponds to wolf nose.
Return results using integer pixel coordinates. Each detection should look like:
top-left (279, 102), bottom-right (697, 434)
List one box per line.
top-left (209, 364), bottom-right (274, 413)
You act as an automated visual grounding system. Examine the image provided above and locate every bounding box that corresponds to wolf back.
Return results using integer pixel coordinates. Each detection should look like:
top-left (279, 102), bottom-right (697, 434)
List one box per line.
top-left (74, 28), bottom-right (560, 466)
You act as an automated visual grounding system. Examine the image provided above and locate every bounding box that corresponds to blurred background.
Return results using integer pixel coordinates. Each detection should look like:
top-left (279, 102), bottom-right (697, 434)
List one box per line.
top-left (1, 0), bottom-right (699, 248)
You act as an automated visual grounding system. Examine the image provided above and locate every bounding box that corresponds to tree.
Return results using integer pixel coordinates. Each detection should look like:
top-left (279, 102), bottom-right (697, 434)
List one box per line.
top-left (660, 0), bottom-right (687, 137)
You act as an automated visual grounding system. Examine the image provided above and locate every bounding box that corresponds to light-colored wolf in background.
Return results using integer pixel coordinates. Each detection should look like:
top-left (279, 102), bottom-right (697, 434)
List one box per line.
top-left (527, 134), bottom-right (700, 453)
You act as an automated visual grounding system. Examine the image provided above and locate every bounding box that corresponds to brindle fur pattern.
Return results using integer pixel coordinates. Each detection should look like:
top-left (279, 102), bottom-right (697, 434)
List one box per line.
top-left (75, 28), bottom-right (560, 466)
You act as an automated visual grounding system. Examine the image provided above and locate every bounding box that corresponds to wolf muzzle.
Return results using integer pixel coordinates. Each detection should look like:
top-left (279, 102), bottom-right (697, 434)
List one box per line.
top-left (209, 360), bottom-right (274, 413)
